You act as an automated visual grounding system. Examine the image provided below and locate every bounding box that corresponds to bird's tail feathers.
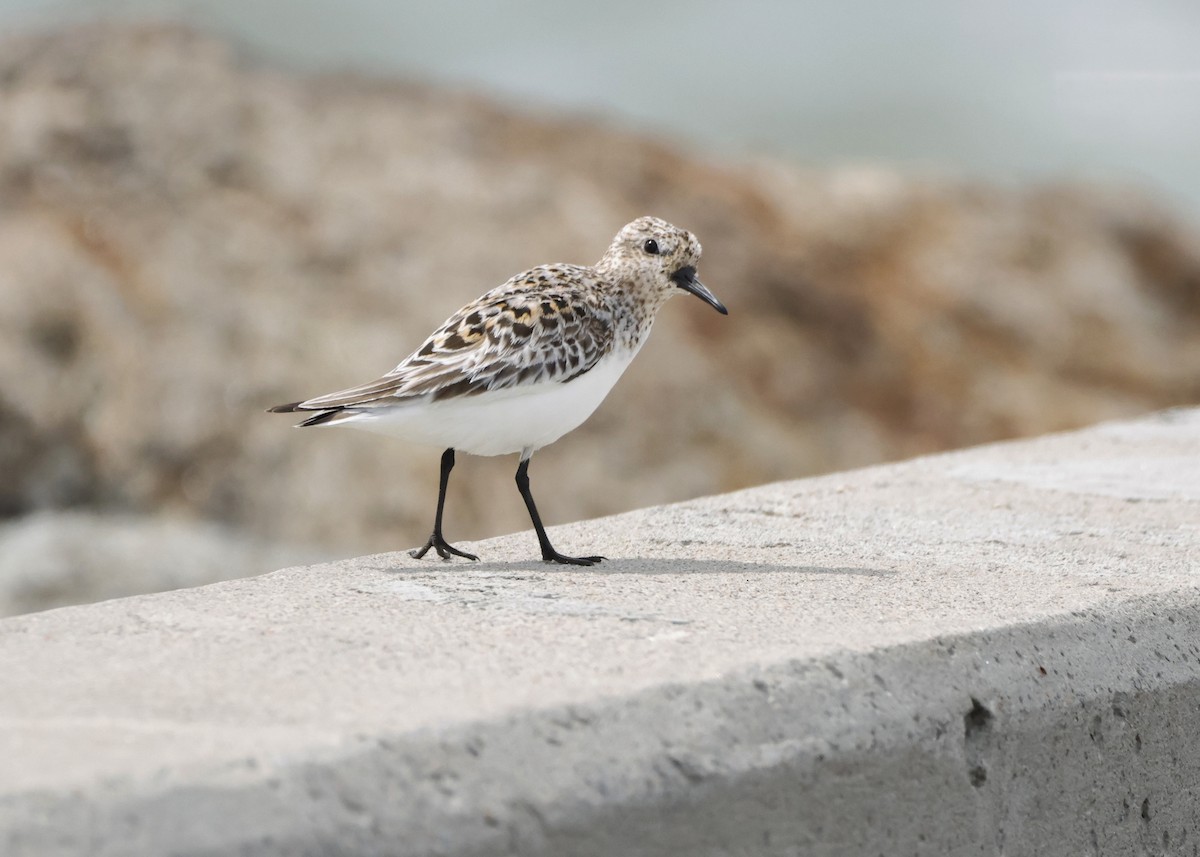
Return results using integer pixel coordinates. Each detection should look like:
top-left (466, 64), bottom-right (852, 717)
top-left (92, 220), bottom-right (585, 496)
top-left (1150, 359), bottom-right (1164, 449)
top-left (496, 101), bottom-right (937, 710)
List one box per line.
top-left (296, 408), bottom-right (350, 427)
top-left (267, 400), bottom-right (356, 427)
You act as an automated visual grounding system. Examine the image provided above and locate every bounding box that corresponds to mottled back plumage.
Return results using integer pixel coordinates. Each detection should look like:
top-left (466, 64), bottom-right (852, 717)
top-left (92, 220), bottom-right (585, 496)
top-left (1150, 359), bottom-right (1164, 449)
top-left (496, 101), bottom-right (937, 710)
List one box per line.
top-left (296, 266), bottom-right (615, 412)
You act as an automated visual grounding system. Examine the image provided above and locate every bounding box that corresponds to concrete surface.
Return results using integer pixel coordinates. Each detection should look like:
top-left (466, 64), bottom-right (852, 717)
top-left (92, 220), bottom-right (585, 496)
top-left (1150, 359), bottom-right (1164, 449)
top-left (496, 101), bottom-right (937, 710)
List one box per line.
top-left (2, 409), bottom-right (1199, 856)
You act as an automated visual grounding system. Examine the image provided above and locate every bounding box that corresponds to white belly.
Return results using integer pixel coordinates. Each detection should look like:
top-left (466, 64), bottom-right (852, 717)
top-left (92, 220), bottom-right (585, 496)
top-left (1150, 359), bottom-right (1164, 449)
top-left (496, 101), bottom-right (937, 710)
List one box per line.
top-left (333, 350), bottom-right (636, 456)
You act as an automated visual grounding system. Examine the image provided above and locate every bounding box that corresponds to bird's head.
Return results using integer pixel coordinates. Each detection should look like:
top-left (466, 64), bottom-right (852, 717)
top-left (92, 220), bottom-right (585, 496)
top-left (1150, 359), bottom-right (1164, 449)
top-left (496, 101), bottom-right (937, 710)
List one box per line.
top-left (598, 216), bottom-right (727, 315)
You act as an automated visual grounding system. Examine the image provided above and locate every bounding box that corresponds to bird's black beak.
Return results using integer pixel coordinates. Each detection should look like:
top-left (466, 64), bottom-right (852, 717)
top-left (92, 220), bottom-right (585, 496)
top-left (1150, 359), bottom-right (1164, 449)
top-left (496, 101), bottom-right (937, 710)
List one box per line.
top-left (670, 266), bottom-right (728, 315)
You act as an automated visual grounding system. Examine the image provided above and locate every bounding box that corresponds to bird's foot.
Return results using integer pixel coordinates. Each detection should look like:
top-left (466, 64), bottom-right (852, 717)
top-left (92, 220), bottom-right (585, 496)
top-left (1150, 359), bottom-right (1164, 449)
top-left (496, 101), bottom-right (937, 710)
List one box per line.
top-left (411, 532), bottom-right (479, 562)
top-left (541, 550), bottom-right (605, 567)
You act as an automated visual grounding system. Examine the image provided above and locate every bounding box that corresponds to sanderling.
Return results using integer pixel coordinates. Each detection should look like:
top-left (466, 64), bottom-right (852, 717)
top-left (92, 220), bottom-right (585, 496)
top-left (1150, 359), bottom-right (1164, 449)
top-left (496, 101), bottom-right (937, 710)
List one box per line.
top-left (270, 216), bottom-right (727, 565)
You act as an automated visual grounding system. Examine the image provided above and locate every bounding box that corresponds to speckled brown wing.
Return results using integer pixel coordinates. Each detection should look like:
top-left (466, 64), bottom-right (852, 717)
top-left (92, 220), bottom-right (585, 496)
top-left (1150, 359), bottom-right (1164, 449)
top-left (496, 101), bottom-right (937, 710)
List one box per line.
top-left (294, 273), bottom-right (615, 411)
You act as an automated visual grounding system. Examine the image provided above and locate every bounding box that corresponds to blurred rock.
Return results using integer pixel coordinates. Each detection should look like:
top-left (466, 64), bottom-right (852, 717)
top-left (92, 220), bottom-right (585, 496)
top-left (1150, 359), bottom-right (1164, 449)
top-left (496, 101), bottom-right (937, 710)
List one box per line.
top-left (0, 511), bottom-right (319, 617)
top-left (0, 23), bottom-right (1197, 575)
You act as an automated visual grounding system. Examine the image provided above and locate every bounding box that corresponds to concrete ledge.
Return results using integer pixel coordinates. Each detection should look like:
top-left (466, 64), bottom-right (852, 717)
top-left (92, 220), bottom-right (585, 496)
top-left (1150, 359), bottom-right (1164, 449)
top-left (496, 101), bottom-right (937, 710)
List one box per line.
top-left (3, 409), bottom-right (1199, 855)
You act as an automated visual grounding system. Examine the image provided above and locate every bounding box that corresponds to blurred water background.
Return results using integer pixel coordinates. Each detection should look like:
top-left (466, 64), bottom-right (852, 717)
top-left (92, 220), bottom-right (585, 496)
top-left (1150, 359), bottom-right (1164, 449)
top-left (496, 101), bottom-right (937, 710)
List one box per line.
top-left (3, 0), bottom-right (1199, 213)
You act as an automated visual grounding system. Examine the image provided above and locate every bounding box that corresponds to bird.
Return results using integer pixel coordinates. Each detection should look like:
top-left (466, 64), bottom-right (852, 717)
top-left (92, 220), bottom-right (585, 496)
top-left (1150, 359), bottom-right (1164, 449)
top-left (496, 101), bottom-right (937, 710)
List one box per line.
top-left (269, 216), bottom-right (727, 565)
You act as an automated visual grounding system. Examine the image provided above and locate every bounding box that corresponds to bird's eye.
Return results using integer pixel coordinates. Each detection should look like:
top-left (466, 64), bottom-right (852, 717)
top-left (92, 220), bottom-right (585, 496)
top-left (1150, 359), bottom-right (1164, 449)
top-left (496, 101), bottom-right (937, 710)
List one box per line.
top-left (643, 239), bottom-right (660, 255)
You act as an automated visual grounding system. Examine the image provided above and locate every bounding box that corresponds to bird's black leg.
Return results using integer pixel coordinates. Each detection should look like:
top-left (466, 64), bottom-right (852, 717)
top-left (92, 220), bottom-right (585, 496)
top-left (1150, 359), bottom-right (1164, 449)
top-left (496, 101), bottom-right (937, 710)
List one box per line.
top-left (411, 448), bottom-right (479, 561)
top-left (515, 456), bottom-right (604, 566)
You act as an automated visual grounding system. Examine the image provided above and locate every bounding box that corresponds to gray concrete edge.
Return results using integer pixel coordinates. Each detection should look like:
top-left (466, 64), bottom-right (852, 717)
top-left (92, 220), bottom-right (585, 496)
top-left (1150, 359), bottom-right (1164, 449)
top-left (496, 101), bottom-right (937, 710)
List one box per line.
top-left (8, 590), bottom-right (1198, 856)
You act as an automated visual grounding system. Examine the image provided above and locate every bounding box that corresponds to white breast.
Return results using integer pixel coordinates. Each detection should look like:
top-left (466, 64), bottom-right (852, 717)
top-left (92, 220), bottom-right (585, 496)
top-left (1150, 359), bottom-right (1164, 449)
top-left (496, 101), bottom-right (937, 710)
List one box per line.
top-left (334, 349), bottom-right (638, 457)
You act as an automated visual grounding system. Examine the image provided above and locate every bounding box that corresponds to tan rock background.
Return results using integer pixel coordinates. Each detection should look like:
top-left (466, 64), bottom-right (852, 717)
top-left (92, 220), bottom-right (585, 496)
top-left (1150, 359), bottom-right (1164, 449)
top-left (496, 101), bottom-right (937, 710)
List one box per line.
top-left (2, 25), bottom-right (1198, 614)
